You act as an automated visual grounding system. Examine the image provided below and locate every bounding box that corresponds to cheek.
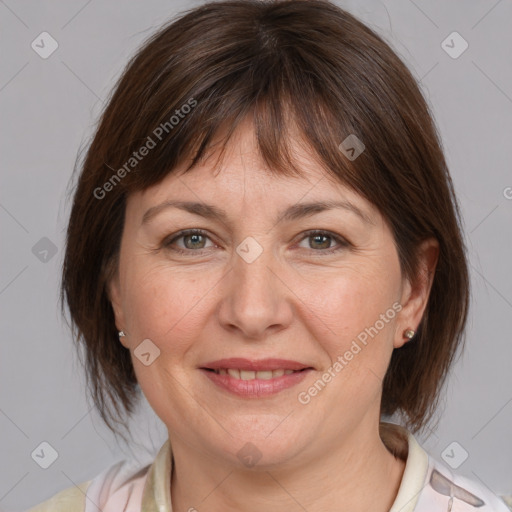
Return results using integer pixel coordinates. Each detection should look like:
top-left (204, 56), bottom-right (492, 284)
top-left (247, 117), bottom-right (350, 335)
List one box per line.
top-left (121, 264), bottom-right (215, 418)
top-left (294, 272), bottom-right (399, 420)
top-left (306, 269), bottom-right (398, 337)
top-left (122, 263), bottom-right (213, 352)
top-left (300, 265), bottom-right (400, 379)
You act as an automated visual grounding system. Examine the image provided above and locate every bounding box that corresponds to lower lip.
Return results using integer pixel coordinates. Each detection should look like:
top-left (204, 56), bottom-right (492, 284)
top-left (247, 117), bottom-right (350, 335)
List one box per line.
top-left (200, 368), bottom-right (312, 398)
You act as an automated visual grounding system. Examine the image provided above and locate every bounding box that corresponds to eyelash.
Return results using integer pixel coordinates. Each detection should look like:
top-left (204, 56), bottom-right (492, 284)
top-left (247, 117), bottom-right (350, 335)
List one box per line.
top-left (162, 229), bottom-right (350, 256)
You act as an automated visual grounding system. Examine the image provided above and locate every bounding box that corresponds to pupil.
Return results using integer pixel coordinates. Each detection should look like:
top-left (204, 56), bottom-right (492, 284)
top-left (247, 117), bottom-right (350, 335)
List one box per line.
top-left (312, 235), bottom-right (329, 249)
top-left (186, 234), bottom-right (204, 249)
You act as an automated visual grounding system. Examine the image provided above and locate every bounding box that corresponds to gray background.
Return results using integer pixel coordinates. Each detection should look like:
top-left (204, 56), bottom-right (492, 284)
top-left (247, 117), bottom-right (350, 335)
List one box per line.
top-left (1, 0), bottom-right (511, 510)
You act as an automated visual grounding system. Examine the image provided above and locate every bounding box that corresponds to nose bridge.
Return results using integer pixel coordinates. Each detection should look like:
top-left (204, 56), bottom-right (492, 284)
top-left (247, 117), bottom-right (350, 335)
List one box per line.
top-left (233, 234), bottom-right (278, 311)
top-left (218, 234), bottom-right (292, 338)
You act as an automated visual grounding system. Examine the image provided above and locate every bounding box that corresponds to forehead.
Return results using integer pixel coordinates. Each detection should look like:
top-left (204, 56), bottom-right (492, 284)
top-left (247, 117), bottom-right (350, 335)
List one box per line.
top-left (130, 122), bottom-right (373, 216)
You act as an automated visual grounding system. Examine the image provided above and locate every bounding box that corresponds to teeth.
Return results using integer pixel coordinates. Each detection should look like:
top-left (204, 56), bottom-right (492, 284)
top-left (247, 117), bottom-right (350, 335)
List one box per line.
top-left (214, 368), bottom-right (300, 379)
top-left (227, 368), bottom-right (240, 379)
top-left (255, 370), bottom-right (273, 380)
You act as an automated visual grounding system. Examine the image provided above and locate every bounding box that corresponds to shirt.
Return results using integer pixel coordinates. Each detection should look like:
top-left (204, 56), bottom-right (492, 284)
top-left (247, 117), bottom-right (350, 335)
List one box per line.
top-left (27, 423), bottom-right (511, 512)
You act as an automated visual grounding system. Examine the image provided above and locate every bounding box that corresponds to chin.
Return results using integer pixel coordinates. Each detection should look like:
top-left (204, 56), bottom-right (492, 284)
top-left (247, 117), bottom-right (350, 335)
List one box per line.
top-left (210, 420), bottom-right (309, 469)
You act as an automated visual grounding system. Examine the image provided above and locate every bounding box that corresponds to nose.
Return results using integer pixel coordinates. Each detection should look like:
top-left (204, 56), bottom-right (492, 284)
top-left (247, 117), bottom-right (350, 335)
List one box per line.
top-left (217, 239), bottom-right (294, 340)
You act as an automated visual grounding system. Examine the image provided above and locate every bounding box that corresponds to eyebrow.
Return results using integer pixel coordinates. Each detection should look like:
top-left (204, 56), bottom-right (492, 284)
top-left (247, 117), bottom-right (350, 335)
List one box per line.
top-left (141, 199), bottom-right (374, 227)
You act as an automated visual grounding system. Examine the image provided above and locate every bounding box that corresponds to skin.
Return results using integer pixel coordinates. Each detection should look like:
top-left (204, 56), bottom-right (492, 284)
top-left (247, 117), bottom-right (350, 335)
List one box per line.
top-left (109, 119), bottom-right (439, 512)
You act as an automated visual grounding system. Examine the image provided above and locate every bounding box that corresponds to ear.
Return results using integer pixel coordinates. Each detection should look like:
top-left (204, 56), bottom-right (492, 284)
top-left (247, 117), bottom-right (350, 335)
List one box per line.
top-left (395, 238), bottom-right (439, 349)
top-left (106, 269), bottom-right (128, 348)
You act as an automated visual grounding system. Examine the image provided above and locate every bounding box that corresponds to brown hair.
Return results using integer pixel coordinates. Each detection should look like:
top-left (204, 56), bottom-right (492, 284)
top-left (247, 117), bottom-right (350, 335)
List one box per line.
top-left (61, 0), bottom-right (469, 442)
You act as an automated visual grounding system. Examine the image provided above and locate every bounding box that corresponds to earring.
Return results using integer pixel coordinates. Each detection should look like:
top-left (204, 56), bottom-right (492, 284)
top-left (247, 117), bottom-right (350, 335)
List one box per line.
top-left (118, 331), bottom-right (126, 338)
top-left (403, 329), bottom-right (415, 340)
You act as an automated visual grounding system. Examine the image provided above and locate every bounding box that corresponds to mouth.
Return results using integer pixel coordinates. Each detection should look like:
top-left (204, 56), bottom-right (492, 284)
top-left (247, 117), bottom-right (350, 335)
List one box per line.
top-left (199, 358), bottom-right (314, 398)
top-left (203, 368), bottom-right (305, 380)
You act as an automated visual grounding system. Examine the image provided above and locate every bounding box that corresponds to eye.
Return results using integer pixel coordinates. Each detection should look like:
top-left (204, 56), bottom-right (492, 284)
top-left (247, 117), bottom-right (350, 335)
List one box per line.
top-left (163, 229), bottom-right (215, 254)
top-left (162, 229), bottom-right (350, 256)
top-left (296, 230), bottom-right (350, 254)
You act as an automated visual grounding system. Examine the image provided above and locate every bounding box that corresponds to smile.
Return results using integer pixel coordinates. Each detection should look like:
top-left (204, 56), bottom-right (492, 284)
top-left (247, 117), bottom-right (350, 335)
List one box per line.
top-left (200, 367), bottom-right (312, 397)
top-left (209, 368), bottom-right (299, 379)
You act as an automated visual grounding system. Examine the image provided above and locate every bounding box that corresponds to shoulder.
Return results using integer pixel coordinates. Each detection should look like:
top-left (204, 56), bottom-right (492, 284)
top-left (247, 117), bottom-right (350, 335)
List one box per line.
top-left (382, 423), bottom-right (511, 512)
top-left (26, 459), bottom-right (150, 512)
top-left (26, 480), bottom-right (91, 512)
top-left (416, 454), bottom-right (511, 512)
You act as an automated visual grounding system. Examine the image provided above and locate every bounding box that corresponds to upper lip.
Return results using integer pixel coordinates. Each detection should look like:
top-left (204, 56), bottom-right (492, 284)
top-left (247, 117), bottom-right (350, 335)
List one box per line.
top-left (200, 358), bottom-right (312, 371)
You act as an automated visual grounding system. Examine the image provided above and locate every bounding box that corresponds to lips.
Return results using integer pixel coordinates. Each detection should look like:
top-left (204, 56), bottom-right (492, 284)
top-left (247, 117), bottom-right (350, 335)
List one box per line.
top-left (199, 358), bottom-right (314, 397)
top-left (200, 357), bottom-right (312, 372)
top-left (210, 368), bottom-right (298, 380)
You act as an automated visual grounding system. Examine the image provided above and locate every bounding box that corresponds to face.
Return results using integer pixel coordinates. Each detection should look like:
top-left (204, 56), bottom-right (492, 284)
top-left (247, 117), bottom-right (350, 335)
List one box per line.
top-left (109, 121), bottom-right (435, 469)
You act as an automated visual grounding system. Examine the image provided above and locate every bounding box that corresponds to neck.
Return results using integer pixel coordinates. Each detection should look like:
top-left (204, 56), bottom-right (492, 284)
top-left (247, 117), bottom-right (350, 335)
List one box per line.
top-left (169, 421), bottom-right (407, 512)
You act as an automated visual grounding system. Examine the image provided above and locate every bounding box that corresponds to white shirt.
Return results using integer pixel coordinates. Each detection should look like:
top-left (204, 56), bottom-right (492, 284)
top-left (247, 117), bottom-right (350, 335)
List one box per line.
top-left (27, 424), bottom-right (511, 512)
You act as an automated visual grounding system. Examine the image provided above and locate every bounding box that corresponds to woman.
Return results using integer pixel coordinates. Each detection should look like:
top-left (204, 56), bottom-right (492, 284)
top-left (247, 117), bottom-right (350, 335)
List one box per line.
top-left (27, 0), bottom-right (510, 511)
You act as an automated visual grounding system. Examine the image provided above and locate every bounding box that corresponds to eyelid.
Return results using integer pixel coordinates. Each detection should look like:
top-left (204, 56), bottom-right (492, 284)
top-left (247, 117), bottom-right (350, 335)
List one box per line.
top-left (297, 229), bottom-right (350, 245)
top-left (163, 229), bottom-right (215, 250)
top-left (163, 228), bottom-right (351, 255)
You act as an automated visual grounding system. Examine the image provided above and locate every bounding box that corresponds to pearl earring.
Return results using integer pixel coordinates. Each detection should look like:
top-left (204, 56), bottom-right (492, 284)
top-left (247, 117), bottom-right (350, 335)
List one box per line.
top-left (403, 329), bottom-right (415, 340)
top-left (118, 331), bottom-right (126, 338)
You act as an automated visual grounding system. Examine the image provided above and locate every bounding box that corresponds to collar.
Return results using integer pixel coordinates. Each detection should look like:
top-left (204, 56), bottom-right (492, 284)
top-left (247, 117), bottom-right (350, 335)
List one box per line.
top-left (141, 437), bottom-right (172, 511)
top-left (140, 423), bottom-right (429, 512)
top-left (388, 425), bottom-right (430, 512)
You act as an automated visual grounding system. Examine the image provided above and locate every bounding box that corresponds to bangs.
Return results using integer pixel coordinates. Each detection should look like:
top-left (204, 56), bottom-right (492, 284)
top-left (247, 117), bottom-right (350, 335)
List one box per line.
top-left (92, 2), bottom-right (423, 274)
top-left (112, 49), bottom-right (357, 196)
